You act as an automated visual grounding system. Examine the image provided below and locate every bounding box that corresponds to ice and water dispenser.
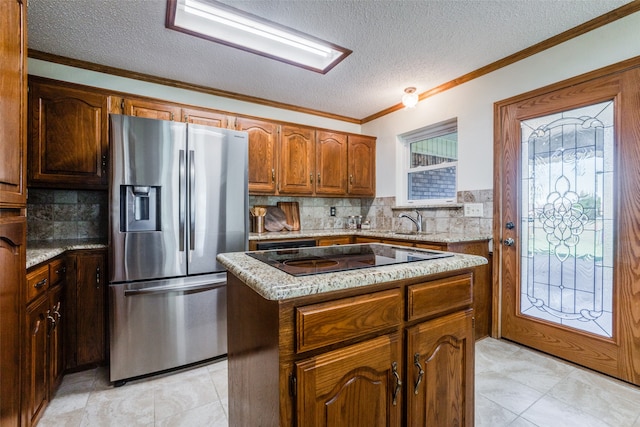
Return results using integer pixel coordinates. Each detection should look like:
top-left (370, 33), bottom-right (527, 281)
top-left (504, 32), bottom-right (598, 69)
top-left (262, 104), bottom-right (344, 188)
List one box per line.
top-left (120, 185), bottom-right (161, 232)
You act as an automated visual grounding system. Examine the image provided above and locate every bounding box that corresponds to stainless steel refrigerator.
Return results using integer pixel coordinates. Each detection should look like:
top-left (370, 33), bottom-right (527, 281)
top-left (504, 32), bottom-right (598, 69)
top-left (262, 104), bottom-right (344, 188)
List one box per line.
top-left (108, 114), bottom-right (248, 384)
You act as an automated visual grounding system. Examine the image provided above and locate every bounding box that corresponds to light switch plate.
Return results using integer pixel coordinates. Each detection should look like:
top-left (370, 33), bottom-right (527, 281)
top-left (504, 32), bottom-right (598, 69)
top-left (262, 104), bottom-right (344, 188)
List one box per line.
top-left (464, 203), bottom-right (483, 217)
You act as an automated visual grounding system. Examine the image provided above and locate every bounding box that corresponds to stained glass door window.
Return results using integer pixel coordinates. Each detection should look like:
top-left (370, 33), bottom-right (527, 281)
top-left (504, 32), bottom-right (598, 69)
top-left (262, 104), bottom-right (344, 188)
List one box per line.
top-left (520, 101), bottom-right (614, 337)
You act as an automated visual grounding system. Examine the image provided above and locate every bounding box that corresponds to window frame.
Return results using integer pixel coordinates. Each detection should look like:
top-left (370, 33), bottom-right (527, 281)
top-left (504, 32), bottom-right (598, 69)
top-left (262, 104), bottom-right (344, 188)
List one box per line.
top-left (397, 118), bottom-right (458, 206)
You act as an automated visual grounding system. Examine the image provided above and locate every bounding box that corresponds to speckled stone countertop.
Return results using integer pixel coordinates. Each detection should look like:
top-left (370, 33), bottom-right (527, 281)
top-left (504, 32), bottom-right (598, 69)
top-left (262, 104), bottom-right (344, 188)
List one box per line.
top-left (249, 229), bottom-right (491, 243)
top-left (27, 239), bottom-right (108, 269)
top-left (217, 246), bottom-right (487, 301)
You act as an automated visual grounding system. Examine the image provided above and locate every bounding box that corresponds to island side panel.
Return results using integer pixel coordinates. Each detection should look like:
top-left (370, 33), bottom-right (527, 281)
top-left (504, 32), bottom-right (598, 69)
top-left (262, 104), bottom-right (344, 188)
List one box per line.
top-left (227, 272), bottom-right (281, 426)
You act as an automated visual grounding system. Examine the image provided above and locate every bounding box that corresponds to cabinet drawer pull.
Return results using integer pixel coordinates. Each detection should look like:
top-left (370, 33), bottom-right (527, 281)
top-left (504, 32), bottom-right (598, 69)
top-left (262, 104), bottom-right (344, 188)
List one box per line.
top-left (392, 361), bottom-right (402, 406)
top-left (413, 353), bottom-right (424, 395)
top-left (271, 168), bottom-right (275, 183)
top-left (317, 172), bottom-right (320, 184)
top-left (34, 278), bottom-right (47, 289)
top-left (96, 266), bottom-right (101, 288)
top-left (309, 173), bottom-right (313, 184)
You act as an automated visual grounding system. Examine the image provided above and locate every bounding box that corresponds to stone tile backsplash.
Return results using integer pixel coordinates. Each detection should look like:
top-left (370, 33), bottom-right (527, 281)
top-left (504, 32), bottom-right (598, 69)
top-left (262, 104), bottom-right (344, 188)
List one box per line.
top-left (27, 188), bottom-right (491, 241)
top-left (250, 189), bottom-right (493, 234)
top-left (27, 189), bottom-right (108, 241)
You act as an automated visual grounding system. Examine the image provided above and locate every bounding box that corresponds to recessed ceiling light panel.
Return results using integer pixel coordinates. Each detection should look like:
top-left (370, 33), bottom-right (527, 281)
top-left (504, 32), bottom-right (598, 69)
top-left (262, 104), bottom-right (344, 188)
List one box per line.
top-left (166, 0), bottom-right (352, 74)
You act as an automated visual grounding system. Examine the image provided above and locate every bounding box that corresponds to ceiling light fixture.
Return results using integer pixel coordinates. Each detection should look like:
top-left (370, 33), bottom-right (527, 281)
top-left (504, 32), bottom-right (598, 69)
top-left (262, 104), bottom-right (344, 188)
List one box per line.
top-left (402, 87), bottom-right (419, 108)
top-left (166, 0), bottom-right (352, 74)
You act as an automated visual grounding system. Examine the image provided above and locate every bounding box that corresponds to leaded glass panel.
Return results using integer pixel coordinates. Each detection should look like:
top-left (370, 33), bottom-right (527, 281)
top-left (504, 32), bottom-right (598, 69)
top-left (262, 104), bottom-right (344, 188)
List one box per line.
top-left (520, 101), bottom-right (614, 337)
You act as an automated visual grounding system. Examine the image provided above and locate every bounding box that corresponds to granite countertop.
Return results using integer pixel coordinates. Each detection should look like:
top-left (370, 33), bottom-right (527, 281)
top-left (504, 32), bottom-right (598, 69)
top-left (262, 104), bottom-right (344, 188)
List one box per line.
top-left (217, 247), bottom-right (487, 301)
top-left (27, 239), bottom-right (108, 269)
top-left (249, 229), bottom-right (492, 244)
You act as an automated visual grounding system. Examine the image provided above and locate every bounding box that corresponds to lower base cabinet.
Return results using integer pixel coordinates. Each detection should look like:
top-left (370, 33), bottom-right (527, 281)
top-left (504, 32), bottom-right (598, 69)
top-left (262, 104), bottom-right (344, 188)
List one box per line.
top-left (296, 334), bottom-right (402, 426)
top-left (227, 269), bottom-right (475, 426)
top-left (23, 261), bottom-right (65, 427)
top-left (65, 249), bottom-right (107, 370)
top-left (22, 248), bottom-right (106, 427)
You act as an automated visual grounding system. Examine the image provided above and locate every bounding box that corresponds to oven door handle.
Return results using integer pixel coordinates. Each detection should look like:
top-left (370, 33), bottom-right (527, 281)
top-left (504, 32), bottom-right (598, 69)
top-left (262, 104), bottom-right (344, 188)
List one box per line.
top-left (123, 281), bottom-right (225, 297)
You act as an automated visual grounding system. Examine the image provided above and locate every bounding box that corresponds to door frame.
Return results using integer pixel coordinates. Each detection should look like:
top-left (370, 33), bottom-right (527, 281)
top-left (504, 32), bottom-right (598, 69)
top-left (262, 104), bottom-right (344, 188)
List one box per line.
top-left (492, 55), bottom-right (640, 384)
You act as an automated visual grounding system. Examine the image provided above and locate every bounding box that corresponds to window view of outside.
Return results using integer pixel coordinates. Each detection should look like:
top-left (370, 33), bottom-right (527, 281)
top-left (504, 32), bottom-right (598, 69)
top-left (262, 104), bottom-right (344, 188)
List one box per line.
top-left (403, 119), bottom-right (458, 203)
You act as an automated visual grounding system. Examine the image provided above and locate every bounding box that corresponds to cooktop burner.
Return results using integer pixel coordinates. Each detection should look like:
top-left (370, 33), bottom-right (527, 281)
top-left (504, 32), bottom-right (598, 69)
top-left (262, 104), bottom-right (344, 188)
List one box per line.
top-left (247, 243), bottom-right (454, 276)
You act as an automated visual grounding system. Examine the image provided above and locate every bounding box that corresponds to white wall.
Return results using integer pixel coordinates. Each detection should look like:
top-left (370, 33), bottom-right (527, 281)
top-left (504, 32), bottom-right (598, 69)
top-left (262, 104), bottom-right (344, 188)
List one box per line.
top-left (27, 59), bottom-right (362, 134)
top-left (363, 11), bottom-right (640, 198)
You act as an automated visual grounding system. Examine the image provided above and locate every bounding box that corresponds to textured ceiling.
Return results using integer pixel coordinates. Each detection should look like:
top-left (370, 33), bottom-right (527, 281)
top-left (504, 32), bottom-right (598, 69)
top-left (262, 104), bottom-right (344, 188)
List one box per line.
top-left (27, 0), bottom-right (633, 121)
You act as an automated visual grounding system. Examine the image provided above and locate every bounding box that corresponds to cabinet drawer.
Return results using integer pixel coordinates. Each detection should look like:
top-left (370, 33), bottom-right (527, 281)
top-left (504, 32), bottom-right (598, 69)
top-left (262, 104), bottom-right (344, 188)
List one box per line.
top-left (26, 264), bottom-right (49, 302)
top-left (407, 273), bottom-right (472, 321)
top-left (296, 289), bottom-right (402, 353)
top-left (49, 258), bottom-right (67, 286)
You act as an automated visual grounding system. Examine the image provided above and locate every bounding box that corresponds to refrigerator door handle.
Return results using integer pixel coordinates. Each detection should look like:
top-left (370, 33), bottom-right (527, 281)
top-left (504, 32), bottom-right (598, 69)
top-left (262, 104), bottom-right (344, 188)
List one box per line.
top-left (189, 150), bottom-right (196, 257)
top-left (179, 149), bottom-right (186, 252)
top-left (123, 281), bottom-right (225, 297)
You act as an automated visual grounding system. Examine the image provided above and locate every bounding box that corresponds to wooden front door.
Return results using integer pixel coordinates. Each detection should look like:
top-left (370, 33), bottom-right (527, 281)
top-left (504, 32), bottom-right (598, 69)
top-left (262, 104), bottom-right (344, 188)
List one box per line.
top-left (495, 61), bottom-right (640, 385)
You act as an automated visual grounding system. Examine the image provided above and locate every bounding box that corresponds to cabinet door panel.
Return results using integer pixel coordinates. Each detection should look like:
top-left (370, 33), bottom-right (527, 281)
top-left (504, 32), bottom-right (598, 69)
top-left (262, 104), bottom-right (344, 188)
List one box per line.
top-left (296, 333), bottom-right (402, 427)
top-left (407, 310), bottom-right (474, 427)
top-left (0, 0), bottom-right (27, 206)
top-left (347, 135), bottom-right (376, 196)
top-left (316, 131), bottom-right (347, 195)
top-left (48, 285), bottom-right (64, 393)
top-left (279, 125), bottom-right (315, 195)
top-left (24, 296), bottom-right (49, 427)
top-left (237, 117), bottom-right (278, 193)
top-left (75, 253), bottom-right (106, 366)
top-left (0, 216), bottom-right (25, 426)
top-left (182, 107), bottom-right (228, 128)
top-left (29, 81), bottom-right (108, 187)
top-left (123, 98), bottom-right (180, 121)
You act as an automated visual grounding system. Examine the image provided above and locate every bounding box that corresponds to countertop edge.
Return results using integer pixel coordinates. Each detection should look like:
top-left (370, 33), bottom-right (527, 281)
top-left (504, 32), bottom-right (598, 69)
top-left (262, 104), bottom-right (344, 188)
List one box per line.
top-left (26, 240), bottom-right (108, 269)
top-left (217, 250), bottom-right (488, 301)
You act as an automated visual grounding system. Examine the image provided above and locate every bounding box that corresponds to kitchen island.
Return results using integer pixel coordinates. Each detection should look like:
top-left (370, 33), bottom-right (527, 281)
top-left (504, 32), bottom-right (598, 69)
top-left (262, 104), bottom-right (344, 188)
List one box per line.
top-left (217, 244), bottom-right (487, 427)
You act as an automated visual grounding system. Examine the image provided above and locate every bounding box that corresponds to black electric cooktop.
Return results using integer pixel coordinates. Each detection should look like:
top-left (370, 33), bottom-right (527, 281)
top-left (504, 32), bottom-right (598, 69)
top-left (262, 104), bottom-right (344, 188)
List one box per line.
top-left (247, 243), bottom-right (453, 276)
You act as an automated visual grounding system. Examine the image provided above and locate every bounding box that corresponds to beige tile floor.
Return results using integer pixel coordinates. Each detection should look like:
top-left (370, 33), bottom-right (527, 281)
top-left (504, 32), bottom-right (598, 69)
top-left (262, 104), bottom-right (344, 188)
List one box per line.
top-left (38, 337), bottom-right (640, 427)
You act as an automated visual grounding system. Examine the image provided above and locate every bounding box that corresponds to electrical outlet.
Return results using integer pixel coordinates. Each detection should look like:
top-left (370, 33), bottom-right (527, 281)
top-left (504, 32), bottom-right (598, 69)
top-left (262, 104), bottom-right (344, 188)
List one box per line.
top-left (464, 203), bottom-right (483, 217)
top-left (330, 206), bottom-right (336, 216)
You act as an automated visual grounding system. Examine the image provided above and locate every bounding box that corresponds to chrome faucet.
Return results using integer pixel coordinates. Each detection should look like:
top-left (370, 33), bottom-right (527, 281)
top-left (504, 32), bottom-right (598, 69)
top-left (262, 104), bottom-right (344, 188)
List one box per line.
top-left (398, 210), bottom-right (422, 232)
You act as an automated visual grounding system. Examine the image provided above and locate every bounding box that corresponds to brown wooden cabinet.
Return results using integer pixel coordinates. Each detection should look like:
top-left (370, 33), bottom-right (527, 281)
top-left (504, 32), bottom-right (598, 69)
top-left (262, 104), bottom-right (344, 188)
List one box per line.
top-left (22, 256), bottom-right (66, 427)
top-left (278, 125), bottom-right (315, 195)
top-left (182, 106), bottom-right (231, 128)
top-left (0, 216), bottom-right (26, 427)
top-left (237, 117), bottom-right (279, 194)
top-left (347, 135), bottom-right (376, 196)
top-left (407, 310), bottom-right (474, 426)
top-left (122, 97), bottom-right (181, 121)
top-left (65, 250), bottom-right (106, 369)
top-left (296, 333), bottom-right (402, 426)
top-left (315, 131), bottom-right (348, 196)
top-left (227, 268), bottom-right (475, 426)
top-left (28, 78), bottom-right (109, 188)
top-left (0, 0), bottom-right (27, 207)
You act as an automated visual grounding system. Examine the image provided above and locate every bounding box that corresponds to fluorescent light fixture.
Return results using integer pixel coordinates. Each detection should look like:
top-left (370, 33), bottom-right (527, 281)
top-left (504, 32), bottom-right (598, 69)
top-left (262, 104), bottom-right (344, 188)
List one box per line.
top-left (166, 0), bottom-right (352, 74)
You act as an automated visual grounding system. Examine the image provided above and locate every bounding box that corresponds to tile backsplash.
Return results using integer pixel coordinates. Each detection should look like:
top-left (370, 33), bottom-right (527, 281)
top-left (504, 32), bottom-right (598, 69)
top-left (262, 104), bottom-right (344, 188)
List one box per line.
top-left (250, 189), bottom-right (493, 234)
top-left (27, 188), bottom-right (491, 241)
top-left (27, 189), bottom-right (108, 241)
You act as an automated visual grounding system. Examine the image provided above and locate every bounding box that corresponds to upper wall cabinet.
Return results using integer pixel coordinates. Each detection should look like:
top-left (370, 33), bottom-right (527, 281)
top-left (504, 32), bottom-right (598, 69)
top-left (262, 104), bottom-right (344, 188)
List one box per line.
top-left (237, 117), bottom-right (279, 194)
top-left (347, 135), bottom-right (376, 196)
top-left (182, 107), bottom-right (232, 128)
top-left (0, 0), bottom-right (27, 206)
top-left (121, 97), bottom-right (181, 121)
top-left (316, 131), bottom-right (348, 196)
top-left (278, 125), bottom-right (315, 195)
top-left (28, 79), bottom-right (109, 189)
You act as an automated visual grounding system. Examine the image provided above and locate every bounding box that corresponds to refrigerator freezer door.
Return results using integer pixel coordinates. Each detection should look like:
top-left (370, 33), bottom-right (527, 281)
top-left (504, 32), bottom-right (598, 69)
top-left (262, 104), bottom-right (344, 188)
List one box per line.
top-left (109, 273), bottom-right (227, 382)
top-left (110, 115), bottom-right (188, 283)
top-left (187, 124), bottom-right (248, 274)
